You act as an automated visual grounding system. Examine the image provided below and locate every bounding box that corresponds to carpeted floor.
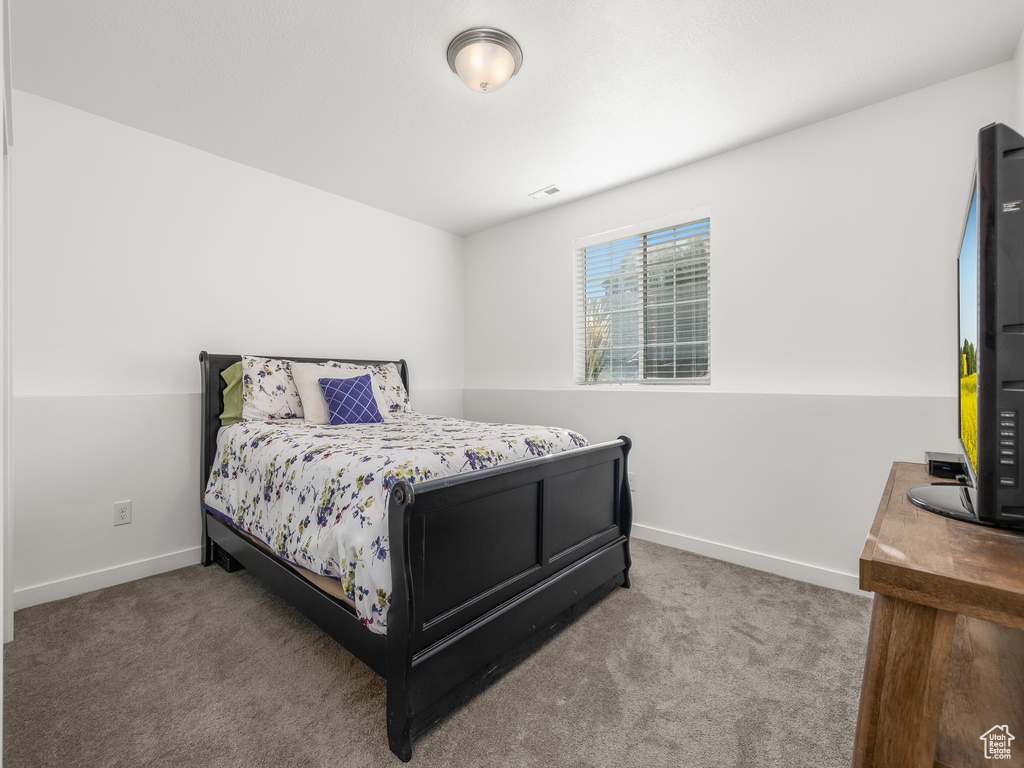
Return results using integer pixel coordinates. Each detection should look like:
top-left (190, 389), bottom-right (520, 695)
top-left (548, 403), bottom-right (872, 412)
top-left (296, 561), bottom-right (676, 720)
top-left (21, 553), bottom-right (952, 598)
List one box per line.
top-left (4, 540), bottom-right (871, 767)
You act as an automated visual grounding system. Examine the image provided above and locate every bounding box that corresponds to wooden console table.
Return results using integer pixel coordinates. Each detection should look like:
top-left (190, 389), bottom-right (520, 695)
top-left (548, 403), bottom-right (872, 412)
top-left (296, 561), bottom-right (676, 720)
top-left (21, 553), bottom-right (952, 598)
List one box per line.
top-left (852, 461), bottom-right (1024, 768)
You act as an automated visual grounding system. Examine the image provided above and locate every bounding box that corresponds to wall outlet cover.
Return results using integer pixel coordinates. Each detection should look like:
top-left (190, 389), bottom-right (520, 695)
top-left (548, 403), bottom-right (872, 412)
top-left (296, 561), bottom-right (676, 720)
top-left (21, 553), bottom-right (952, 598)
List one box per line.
top-left (114, 500), bottom-right (132, 526)
top-left (628, 472), bottom-right (637, 492)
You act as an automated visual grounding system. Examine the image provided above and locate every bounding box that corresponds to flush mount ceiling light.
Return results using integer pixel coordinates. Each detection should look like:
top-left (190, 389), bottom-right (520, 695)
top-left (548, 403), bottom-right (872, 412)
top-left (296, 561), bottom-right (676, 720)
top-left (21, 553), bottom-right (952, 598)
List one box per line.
top-left (447, 28), bottom-right (523, 93)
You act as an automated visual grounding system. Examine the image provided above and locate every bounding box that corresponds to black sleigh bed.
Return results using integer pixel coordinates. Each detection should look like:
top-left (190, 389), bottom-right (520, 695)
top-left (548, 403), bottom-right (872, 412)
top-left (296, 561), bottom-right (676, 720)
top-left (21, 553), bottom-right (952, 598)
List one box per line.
top-left (198, 352), bottom-right (633, 761)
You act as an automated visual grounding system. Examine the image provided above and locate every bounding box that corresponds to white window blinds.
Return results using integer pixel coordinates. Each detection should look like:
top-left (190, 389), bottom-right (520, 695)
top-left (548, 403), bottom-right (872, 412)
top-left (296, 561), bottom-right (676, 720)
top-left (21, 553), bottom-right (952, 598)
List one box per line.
top-left (574, 212), bottom-right (710, 383)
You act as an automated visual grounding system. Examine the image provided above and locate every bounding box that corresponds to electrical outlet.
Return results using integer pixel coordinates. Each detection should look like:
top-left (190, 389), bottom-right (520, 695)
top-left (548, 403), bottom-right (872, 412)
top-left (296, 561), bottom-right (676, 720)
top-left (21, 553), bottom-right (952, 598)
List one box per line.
top-left (628, 472), bottom-right (637, 493)
top-left (114, 500), bottom-right (132, 526)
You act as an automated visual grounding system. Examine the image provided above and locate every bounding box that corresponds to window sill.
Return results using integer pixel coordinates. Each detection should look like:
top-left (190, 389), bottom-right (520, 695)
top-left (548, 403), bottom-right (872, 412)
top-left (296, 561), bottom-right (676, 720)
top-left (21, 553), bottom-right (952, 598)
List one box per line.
top-left (575, 378), bottom-right (711, 388)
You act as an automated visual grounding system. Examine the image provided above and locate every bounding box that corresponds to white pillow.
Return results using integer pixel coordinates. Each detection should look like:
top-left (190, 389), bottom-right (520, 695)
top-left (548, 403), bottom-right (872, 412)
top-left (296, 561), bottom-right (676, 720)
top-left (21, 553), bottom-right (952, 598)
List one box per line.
top-left (291, 361), bottom-right (407, 424)
top-left (241, 356), bottom-right (303, 421)
top-left (291, 362), bottom-right (353, 425)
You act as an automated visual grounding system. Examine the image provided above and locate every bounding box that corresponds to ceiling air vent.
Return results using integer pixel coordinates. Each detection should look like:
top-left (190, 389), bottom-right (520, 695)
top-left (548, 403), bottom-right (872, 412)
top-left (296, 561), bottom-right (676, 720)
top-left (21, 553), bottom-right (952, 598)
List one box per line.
top-left (528, 185), bottom-right (560, 200)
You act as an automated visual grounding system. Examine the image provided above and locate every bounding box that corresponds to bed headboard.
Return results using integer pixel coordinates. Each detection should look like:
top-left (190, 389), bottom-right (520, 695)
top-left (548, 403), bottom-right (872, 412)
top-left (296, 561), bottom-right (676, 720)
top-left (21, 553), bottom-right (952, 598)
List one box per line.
top-left (198, 352), bottom-right (410, 543)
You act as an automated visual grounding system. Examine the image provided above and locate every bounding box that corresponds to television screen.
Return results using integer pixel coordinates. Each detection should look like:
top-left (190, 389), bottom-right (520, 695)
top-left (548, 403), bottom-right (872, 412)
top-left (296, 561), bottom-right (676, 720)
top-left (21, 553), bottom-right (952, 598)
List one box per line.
top-left (912, 124), bottom-right (1024, 529)
top-left (959, 186), bottom-right (979, 475)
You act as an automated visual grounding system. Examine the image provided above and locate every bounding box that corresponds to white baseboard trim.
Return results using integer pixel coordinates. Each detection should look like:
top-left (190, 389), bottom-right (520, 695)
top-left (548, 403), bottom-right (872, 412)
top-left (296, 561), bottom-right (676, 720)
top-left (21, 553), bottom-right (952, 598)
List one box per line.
top-left (631, 523), bottom-right (866, 596)
top-left (13, 546), bottom-right (202, 611)
top-left (10, 528), bottom-right (862, 613)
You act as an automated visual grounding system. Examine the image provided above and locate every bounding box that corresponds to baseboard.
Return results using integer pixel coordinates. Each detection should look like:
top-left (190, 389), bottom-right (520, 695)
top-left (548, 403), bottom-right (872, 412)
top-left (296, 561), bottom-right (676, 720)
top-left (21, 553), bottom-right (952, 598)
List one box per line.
top-left (12, 546), bottom-right (202, 611)
top-left (10, 528), bottom-right (860, 613)
top-left (631, 524), bottom-right (866, 596)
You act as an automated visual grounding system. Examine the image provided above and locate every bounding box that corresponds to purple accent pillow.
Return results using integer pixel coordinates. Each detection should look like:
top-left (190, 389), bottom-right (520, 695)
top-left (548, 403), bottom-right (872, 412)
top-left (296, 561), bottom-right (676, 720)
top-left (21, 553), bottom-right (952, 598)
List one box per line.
top-left (318, 375), bottom-right (384, 425)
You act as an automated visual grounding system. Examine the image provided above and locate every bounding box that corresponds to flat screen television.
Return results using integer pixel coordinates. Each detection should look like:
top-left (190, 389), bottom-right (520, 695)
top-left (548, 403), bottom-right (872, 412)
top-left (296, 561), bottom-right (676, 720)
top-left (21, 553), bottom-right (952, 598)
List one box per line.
top-left (909, 122), bottom-right (1024, 530)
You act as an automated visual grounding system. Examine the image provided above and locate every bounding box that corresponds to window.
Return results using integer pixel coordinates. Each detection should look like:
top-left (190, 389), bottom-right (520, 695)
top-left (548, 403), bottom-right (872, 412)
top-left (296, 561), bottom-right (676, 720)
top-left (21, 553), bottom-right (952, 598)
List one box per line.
top-left (574, 210), bottom-right (710, 384)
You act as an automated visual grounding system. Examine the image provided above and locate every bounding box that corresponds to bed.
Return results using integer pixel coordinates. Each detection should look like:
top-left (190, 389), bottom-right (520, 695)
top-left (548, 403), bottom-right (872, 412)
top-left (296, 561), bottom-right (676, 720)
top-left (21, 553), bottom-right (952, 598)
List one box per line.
top-left (199, 352), bottom-right (633, 761)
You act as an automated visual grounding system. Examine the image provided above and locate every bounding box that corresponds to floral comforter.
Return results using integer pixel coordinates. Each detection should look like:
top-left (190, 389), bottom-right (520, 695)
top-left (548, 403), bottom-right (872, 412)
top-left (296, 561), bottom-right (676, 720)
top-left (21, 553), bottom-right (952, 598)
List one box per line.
top-left (203, 412), bottom-right (588, 634)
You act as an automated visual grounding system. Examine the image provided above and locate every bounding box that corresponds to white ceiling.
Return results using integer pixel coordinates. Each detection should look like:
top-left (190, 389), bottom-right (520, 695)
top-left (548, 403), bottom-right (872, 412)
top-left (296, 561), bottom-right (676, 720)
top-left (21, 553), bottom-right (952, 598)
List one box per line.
top-left (12, 1), bottom-right (1024, 235)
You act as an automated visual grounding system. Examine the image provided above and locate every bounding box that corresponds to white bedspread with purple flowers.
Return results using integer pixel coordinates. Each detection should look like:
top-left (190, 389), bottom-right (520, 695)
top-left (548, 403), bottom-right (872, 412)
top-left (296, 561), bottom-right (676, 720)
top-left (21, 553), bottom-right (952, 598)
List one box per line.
top-left (203, 412), bottom-right (588, 634)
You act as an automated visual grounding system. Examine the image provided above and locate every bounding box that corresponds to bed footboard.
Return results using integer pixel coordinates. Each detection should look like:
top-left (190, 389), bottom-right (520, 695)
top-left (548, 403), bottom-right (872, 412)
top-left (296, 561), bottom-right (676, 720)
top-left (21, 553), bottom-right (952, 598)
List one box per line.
top-left (385, 436), bottom-right (633, 760)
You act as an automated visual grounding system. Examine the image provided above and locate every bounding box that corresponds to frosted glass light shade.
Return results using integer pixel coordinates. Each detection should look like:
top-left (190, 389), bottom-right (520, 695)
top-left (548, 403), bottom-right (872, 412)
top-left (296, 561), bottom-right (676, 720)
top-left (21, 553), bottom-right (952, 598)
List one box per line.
top-left (454, 42), bottom-right (515, 93)
top-left (447, 28), bottom-right (523, 94)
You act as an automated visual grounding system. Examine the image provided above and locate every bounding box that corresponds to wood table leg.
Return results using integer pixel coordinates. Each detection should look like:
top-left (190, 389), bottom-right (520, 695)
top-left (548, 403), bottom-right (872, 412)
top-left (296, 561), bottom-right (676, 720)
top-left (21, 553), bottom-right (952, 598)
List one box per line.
top-left (851, 593), bottom-right (956, 768)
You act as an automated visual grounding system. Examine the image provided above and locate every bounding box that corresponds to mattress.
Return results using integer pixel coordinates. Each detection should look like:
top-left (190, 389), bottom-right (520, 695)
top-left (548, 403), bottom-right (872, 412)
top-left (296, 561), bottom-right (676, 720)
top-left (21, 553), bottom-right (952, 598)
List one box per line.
top-left (203, 412), bottom-right (588, 634)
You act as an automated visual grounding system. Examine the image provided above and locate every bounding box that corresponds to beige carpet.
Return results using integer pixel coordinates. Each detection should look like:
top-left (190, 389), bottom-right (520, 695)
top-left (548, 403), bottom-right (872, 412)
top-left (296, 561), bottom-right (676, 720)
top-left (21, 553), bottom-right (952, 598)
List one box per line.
top-left (4, 539), bottom-right (871, 767)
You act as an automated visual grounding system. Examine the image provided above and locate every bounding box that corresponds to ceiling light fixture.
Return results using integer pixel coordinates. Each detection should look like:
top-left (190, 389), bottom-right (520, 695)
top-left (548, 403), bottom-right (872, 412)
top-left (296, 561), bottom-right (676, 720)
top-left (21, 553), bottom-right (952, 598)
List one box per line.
top-left (447, 28), bottom-right (523, 93)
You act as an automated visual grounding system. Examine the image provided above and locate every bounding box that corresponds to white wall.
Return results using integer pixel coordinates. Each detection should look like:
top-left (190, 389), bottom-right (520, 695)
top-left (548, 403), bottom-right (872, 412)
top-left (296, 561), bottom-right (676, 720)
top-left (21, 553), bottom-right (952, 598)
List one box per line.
top-left (463, 63), bottom-right (1013, 591)
top-left (11, 59), bottom-right (1018, 610)
top-left (1016, 29), bottom-right (1024, 132)
top-left (12, 91), bottom-right (465, 607)
top-left (1, 2), bottom-right (9, 752)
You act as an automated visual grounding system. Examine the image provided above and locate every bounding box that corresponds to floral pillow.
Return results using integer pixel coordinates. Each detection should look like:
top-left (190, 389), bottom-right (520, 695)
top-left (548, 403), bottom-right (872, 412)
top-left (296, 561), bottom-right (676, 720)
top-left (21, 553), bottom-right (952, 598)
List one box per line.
top-left (241, 356), bottom-right (303, 421)
top-left (367, 362), bottom-right (411, 415)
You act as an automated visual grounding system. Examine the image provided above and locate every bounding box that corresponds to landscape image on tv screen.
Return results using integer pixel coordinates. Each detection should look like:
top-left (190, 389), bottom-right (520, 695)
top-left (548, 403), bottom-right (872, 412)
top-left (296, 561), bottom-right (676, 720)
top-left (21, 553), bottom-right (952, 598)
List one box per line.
top-left (959, 188), bottom-right (979, 474)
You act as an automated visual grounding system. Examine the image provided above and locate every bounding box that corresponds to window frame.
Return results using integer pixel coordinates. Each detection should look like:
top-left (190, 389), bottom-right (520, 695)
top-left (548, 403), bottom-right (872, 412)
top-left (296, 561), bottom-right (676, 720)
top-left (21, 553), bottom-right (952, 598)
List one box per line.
top-left (572, 207), bottom-right (712, 386)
